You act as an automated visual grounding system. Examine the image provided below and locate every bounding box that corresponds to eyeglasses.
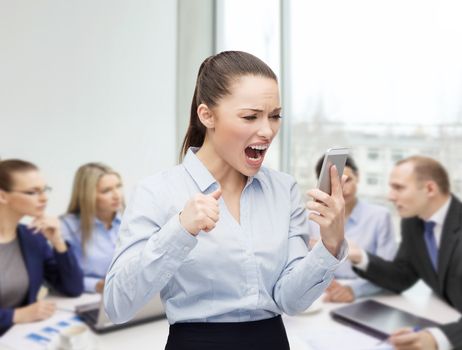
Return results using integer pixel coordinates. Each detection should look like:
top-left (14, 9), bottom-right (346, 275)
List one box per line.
top-left (8, 185), bottom-right (53, 196)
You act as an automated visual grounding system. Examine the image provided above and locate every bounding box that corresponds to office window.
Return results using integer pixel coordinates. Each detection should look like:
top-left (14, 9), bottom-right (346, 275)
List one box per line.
top-left (367, 149), bottom-right (380, 161)
top-left (391, 149), bottom-right (404, 163)
top-left (216, 0), bottom-right (462, 202)
top-left (288, 0), bottom-right (462, 202)
top-left (366, 173), bottom-right (380, 186)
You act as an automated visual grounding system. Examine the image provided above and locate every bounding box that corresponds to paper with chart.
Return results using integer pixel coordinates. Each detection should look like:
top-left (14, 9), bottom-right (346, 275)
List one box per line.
top-left (0, 311), bottom-right (84, 350)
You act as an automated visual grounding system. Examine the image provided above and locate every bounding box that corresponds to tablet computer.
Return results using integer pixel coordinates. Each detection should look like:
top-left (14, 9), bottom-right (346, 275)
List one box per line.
top-left (330, 299), bottom-right (439, 340)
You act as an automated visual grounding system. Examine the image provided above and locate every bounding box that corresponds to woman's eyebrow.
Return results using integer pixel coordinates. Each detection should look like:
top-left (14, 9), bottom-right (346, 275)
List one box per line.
top-left (238, 107), bottom-right (282, 113)
top-left (238, 107), bottom-right (263, 112)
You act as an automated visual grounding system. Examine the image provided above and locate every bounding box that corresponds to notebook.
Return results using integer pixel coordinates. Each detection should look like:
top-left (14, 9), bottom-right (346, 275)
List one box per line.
top-left (330, 299), bottom-right (439, 340)
top-left (76, 294), bottom-right (165, 334)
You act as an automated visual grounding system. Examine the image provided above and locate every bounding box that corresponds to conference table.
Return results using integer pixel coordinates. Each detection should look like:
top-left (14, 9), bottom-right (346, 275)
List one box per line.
top-left (1, 281), bottom-right (460, 350)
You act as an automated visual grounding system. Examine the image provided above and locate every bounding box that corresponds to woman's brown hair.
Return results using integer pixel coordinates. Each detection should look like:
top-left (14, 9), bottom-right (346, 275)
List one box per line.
top-left (180, 51), bottom-right (277, 160)
top-left (0, 159), bottom-right (38, 191)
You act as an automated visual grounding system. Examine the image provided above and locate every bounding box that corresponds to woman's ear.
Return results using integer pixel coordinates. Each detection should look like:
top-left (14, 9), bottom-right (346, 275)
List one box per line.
top-left (0, 189), bottom-right (8, 205)
top-left (197, 103), bottom-right (215, 129)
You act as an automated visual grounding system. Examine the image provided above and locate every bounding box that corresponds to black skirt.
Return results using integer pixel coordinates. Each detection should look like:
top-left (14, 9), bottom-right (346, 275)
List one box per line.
top-left (165, 315), bottom-right (290, 350)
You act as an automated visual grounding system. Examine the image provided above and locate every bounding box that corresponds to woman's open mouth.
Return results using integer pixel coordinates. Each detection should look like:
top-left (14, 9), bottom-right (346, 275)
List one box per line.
top-left (244, 144), bottom-right (269, 167)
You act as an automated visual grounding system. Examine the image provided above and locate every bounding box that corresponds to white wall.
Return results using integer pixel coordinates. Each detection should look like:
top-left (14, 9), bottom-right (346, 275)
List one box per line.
top-left (0, 0), bottom-right (178, 215)
top-left (176, 0), bottom-right (215, 152)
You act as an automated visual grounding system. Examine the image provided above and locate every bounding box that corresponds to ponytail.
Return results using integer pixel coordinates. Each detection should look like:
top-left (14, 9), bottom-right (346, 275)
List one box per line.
top-left (180, 85), bottom-right (206, 160)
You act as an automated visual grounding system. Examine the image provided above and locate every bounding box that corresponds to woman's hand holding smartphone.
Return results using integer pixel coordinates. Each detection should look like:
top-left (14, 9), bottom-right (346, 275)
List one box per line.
top-left (306, 148), bottom-right (348, 256)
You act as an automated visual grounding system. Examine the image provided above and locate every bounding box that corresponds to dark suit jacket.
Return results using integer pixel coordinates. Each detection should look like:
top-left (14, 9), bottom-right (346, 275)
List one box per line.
top-left (0, 224), bottom-right (84, 335)
top-left (354, 195), bottom-right (462, 349)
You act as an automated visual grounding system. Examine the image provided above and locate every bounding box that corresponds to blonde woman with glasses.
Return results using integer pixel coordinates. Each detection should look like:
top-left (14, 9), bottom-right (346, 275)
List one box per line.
top-left (0, 159), bottom-right (83, 336)
top-left (60, 163), bottom-right (124, 294)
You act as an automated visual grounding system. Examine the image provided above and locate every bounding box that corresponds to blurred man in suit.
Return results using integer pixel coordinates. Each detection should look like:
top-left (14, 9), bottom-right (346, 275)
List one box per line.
top-left (350, 156), bottom-right (462, 350)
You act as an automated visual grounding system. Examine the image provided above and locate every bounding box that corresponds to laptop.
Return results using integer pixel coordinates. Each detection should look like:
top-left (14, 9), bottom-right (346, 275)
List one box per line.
top-left (330, 299), bottom-right (439, 340)
top-left (76, 294), bottom-right (166, 334)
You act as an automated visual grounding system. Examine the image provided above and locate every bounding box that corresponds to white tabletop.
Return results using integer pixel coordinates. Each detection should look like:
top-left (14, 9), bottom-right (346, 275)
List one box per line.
top-left (1, 281), bottom-right (460, 350)
top-left (283, 281), bottom-right (460, 350)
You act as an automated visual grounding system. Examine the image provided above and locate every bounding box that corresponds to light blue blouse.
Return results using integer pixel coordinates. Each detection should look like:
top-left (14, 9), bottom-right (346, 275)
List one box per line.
top-left (309, 200), bottom-right (396, 297)
top-left (104, 148), bottom-right (347, 324)
top-left (60, 213), bottom-right (121, 292)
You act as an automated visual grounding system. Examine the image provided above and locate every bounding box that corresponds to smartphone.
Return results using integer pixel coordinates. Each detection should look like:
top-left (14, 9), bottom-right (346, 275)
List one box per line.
top-left (317, 147), bottom-right (349, 195)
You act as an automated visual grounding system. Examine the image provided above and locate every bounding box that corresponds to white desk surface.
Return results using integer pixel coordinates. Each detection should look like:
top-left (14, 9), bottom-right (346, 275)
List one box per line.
top-left (1, 281), bottom-right (460, 350)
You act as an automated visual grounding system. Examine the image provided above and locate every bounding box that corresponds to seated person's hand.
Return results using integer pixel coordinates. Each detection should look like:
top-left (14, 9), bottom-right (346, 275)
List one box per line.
top-left (306, 166), bottom-right (346, 257)
top-left (346, 239), bottom-right (363, 264)
top-left (323, 279), bottom-right (355, 303)
top-left (28, 216), bottom-right (67, 252)
top-left (389, 328), bottom-right (437, 350)
top-left (95, 279), bottom-right (105, 294)
top-left (13, 300), bottom-right (56, 323)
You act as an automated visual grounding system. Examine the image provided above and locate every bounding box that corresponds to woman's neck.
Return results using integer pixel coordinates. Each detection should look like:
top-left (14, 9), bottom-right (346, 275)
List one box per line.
top-left (0, 206), bottom-right (21, 243)
top-left (196, 144), bottom-right (246, 194)
top-left (96, 211), bottom-right (116, 230)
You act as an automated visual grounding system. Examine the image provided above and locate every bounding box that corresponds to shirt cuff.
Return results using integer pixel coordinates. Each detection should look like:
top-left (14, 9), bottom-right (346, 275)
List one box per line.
top-left (311, 239), bottom-right (349, 271)
top-left (348, 279), bottom-right (382, 299)
top-left (2, 307), bottom-right (14, 327)
top-left (154, 213), bottom-right (198, 261)
top-left (352, 249), bottom-right (369, 270)
top-left (426, 328), bottom-right (452, 350)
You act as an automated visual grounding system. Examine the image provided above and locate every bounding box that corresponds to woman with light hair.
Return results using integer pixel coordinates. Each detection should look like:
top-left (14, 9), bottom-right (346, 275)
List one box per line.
top-left (60, 163), bottom-right (124, 293)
